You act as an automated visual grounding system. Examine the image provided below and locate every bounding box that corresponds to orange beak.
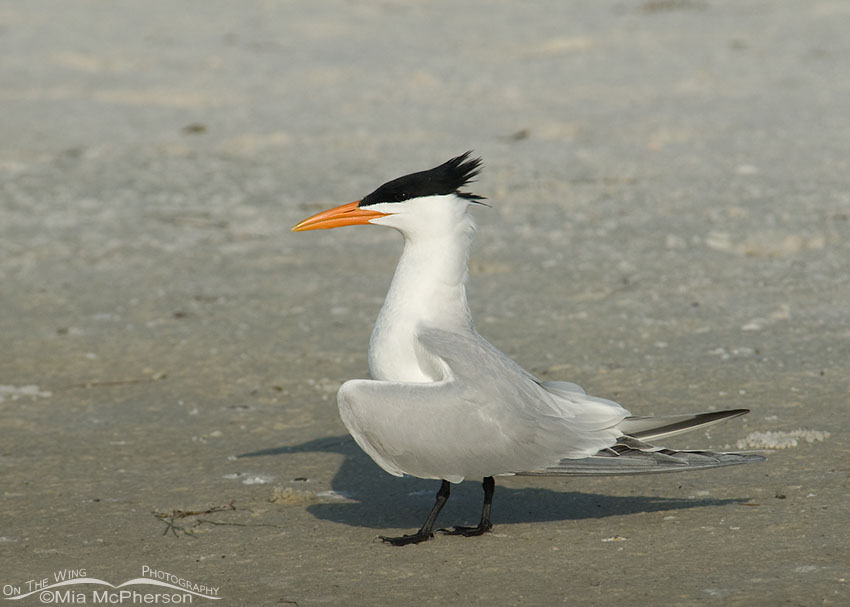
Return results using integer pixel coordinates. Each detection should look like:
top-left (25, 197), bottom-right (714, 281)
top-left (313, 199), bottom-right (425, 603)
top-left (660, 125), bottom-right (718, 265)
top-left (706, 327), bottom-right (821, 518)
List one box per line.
top-left (291, 200), bottom-right (388, 232)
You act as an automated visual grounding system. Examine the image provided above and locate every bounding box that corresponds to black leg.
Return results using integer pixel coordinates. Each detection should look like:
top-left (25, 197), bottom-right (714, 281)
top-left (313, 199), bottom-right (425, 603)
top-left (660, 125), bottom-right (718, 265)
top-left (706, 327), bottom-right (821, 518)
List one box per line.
top-left (440, 476), bottom-right (495, 537)
top-left (380, 480), bottom-right (451, 546)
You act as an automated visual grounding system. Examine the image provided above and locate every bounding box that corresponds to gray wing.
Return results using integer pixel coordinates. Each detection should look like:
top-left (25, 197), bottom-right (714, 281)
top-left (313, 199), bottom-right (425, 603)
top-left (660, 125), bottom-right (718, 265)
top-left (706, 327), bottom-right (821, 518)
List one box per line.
top-left (337, 327), bottom-right (632, 482)
top-left (415, 327), bottom-right (630, 442)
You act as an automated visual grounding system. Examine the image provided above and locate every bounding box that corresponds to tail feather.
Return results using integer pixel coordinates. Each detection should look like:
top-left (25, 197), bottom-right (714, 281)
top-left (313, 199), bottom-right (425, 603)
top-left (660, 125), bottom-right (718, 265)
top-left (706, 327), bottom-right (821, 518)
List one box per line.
top-left (516, 408), bottom-right (766, 476)
top-left (517, 449), bottom-right (765, 476)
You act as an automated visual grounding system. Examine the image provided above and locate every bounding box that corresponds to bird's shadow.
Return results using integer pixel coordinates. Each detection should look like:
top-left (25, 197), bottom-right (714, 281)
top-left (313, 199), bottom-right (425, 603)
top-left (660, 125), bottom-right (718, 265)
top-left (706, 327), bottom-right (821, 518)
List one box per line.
top-left (238, 436), bottom-right (749, 530)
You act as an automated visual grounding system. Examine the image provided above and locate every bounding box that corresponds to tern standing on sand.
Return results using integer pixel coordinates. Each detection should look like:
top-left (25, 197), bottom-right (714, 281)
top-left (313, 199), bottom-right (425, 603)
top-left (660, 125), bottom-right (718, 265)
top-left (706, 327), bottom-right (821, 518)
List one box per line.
top-left (292, 152), bottom-right (764, 546)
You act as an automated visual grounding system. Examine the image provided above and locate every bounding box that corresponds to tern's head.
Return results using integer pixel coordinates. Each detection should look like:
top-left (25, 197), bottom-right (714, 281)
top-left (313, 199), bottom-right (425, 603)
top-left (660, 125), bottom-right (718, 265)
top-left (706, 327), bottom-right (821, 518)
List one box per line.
top-left (292, 152), bottom-right (485, 239)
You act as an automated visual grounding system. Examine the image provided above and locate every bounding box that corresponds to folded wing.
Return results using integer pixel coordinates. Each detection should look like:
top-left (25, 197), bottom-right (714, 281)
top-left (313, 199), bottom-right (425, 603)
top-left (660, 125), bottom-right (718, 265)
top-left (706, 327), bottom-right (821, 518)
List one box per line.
top-left (337, 327), bottom-right (632, 482)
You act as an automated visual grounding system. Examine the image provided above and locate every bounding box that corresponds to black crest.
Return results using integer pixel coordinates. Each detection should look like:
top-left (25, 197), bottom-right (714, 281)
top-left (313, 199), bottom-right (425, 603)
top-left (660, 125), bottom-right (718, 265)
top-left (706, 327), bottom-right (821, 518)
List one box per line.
top-left (359, 152), bottom-right (485, 207)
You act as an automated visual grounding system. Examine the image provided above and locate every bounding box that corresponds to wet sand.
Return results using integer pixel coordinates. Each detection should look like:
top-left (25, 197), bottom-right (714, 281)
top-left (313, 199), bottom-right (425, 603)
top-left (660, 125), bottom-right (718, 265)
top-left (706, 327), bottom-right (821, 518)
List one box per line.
top-left (2, 2), bottom-right (848, 605)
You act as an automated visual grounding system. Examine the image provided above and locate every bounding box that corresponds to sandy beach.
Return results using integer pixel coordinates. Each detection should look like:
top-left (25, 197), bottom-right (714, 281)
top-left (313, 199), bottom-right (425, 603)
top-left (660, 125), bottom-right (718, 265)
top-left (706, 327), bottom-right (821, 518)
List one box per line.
top-left (2, 2), bottom-right (848, 605)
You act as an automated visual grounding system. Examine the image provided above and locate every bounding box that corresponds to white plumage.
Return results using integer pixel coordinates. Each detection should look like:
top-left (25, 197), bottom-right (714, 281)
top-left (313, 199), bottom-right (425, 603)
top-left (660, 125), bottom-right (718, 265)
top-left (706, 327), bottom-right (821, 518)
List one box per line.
top-left (293, 152), bottom-right (763, 545)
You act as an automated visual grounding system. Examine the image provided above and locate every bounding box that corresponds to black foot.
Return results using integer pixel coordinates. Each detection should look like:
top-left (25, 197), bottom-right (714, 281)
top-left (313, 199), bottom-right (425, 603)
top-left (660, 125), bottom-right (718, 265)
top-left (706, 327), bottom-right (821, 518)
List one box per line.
top-left (439, 522), bottom-right (493, 537)
top-left (379, 480), bottom-right (452, 547)
top-left (379, 531), bottom-right (435, 546)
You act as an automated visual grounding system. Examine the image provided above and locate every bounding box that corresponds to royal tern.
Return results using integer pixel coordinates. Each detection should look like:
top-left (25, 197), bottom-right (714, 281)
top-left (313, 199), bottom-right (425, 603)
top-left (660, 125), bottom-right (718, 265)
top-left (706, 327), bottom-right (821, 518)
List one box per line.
top-left (292, 152), bottom-right (764, 546)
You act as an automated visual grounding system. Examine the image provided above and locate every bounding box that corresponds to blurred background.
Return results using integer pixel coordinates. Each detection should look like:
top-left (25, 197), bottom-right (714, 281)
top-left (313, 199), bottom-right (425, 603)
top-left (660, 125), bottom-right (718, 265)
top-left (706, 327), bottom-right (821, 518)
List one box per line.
top-left (2, 2), bottom-right (848, 605)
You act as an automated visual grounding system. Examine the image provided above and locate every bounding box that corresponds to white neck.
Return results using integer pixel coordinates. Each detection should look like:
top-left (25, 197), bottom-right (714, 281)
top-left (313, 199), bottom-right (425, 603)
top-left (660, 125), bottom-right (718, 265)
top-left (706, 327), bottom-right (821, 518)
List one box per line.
top-left (368, 216), bottom-right (476, 382)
